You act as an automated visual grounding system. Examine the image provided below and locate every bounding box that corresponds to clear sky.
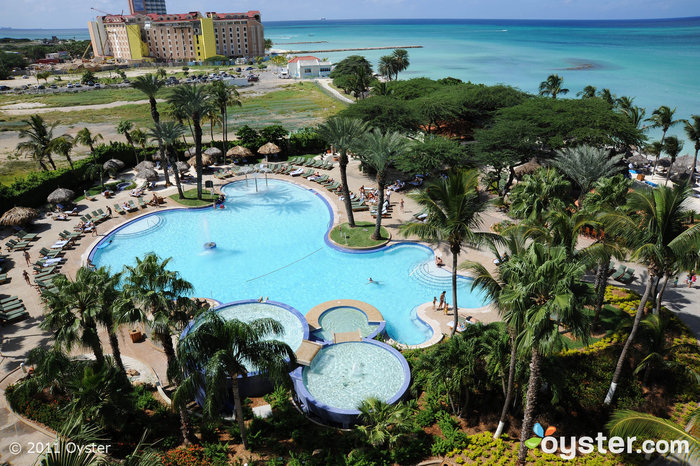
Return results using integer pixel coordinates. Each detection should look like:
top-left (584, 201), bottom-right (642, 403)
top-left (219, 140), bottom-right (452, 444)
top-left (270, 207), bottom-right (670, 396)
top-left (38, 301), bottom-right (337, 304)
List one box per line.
top-left (3, 0), bottom-right (700, 29)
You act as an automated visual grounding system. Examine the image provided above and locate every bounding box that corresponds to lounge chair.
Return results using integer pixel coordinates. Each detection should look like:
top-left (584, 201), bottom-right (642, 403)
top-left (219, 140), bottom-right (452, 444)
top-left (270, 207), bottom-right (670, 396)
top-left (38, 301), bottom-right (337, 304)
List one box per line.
top-left (0, 296), bottom-right (19, 304)
top-left (1, 309), bottom-right (29, 324)
top-left (39, 247), bottom-right (63, 258)
top-left (16, 230), bottom-right (38, 241)
top-left (325, 182), bottom-right (340, 191)
top-left (1, 300), bottom-right (25, 312)
top-left (290, 168), bottom-right (305, 176)
top-left (352, 203), bottom-right (369, 212)
top-left (128, 200), bottom-right (139, 212)
top-left (0, 274), bottom-right (8, 284)
top-left (5, 239), bottom-right (30, 251)
top-left (138, 197), bottom-right (147, 209)
top-left (61, 230), bottom-right (82, 239)
top-left (618, 270), bottom-right (635, 283)
top-left (610, 265), bottom-right (627, 281)
top-left (113, 203), bottom-right (126, 215)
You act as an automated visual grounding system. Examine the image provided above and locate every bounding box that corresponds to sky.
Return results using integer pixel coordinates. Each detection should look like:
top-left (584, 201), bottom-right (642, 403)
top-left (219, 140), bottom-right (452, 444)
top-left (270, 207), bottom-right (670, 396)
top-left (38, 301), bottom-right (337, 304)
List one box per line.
top-left (1, 0), bottom-right (699, 29)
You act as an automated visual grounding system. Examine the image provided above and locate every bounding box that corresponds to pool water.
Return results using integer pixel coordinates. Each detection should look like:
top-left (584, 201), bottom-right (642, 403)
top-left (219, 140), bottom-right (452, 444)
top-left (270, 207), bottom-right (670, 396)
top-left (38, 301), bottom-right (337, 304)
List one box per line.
top-left (302, 342), bottom-right (406, 410)
top-left (92, 179), bottom-right (489, 345)
top-left (314, 307), bottom-right (379, 342)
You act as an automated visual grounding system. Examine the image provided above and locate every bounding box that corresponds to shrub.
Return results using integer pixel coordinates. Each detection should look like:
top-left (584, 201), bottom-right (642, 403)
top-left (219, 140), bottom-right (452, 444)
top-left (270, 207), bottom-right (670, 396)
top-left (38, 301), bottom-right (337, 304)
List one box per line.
top-left (160, 444), bottom-right (209, 466)
top-left (5, 383), bottom-right (67, 430)
top-left (431, 411), bottom-right (468, 456)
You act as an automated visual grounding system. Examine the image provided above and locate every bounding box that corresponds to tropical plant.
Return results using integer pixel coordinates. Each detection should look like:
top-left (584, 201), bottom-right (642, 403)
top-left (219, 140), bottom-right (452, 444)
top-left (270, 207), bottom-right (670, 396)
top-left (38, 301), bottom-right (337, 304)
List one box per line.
top-left (24, 346), bottom-right (73, 395)
top-left (356, 398), bottom-right (414, 447)
top-left (624, 106), bottom-right (647, 133)
top-left (132, 74), bottom-right (168, 182)
top-left (497, 243), bottom-right (592, 464)
top-left (91, 267), bottom-right (128, 372)
top-left (391, 49), bottom-right (410, 80)
top-left (378, 55), bottom-right (395, 81)
top-left (17, 114), bottom-right (59, 171)
top-left (52, 135), bottom-right (74, 170)
top-left (551, 145), bottom-right (623, 203)
top-left (36, 70), bottom-right (51, 83)
top-left (603, 184), bottom-right (700, 405)
top-left (682, 115), bottom-right (700, 186)
top-left (538, 74), bottom-right (568, 99)
top-left (167, 84), bottom-right (213, 199)
top-left (400, 170), bottom-right (488, 335)
top-left (663, 136), bottom-right (684, 186)
top-left (117, 119), bottom-right (138, 164)
top-left (74, 127), bottom-right (103, 163)
top-left (607, 408), bottom-right (699, 464)
top-left (646, 105), bottom-right (680, 174)
top-left (598, 88), bottom-right (616, 107)
top-left (316, 117), bottom-right (368, 227)
top-left (508, 168), bottom-right (571, 222)
top-left (577, 85), bottom-right (597, 99)
top-left (121, 253), bottom-right (194, 382)
top-left (615, 96), bottom-right (635, 112)
top-left (173, 311), bottom-right (295, 449)
top-left (131, 128), bottom-right (147, 152)
top-left (148, 121), bottom-right (187, 198)
top-left (209, 80), bottom-right (241, 158)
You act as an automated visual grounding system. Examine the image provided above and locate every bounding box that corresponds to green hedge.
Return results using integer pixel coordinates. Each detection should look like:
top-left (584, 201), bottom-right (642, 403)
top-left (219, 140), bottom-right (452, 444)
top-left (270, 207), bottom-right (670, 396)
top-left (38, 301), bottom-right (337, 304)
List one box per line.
top-left (0, 142), bottom-right (158, 213)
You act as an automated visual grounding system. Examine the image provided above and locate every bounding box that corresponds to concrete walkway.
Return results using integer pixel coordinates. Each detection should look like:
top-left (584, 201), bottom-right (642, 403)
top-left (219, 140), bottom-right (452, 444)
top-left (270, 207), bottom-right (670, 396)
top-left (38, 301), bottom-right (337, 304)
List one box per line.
top-left (315, 78), bottom-right (354, 104)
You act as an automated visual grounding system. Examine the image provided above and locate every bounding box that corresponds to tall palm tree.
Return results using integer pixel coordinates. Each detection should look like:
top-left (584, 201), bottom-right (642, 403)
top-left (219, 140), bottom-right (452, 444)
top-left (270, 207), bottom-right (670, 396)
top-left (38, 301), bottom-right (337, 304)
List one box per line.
top-left (615, 96), bottom-right (635, 112)
top-left (53, 135), bottom-right (74, 170)
top-left (598, 88), bottom-right (616, 107)
top-left (498, 243), bottom-right (591, 464)
top-left (117, 120), bottom-right (138, 164)
top-left (17, 114), bottom-right (60, 171)
top-left (316, 117), bottom-right (369, 227)
top-left (663, 136), bottom-right (684, 186)
top-left (538, 74), bottom-right (568, 99)
top-left (148, 121), bottom-right (187, 199)
top-left (645, 140), bottom-right (664, 176)
top-left (400, 170), bottom-right (488, 335)
top-left (603, 184), bottom-right (700, 405)
top-left (378, 55), bottom-right (395, 81)
top-left (210, 80), bottom-right (241, 158)
top-left (551, 145), bottom-right (623, 203)
top-left (74, 127), bottom-right (103, 163)
top-left (577, 85), bottom-right (597, 99)
top-left (130, 128), bottom-right (147, 154)
top-left (624, 106), bottom-right (647, 132)
top-left (174, 311), bottom-right (295, 450)
top-left (132, 74), bottom-right (169, 183)
top-left (167, 84), bottom-right (213, 199)
top-left (462, 226), bottom-right (528, 438)
top-left (204, 107), bottom-right (222, 144)
top-left (357, 129), bottom-right (410, 239)
top-left (92, 267), bottom-right (127, 373)
top-left (121, 253), bottom-right (194, 382)
top-left (391, 49), bottom-right (410, 80)
top-left (607, 408), bottom-right (699, 464)
top-left (41, 268), bottom-right (107, 367)
top-left (646, 105), bottom-right (680, 174)
top-left (684, 115), bottom-right (700, 186)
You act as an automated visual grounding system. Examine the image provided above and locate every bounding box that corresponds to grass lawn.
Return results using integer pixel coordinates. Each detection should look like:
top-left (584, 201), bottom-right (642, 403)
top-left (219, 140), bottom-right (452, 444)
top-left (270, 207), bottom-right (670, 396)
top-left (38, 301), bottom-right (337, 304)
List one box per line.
top-left (0, 87), bottom-right (148, 107)
top-left (169, 188), bottom-right (218, 207)
top-left (329, 221), bottom-right (389, 248)
top-left (74, 180), bottom-right (136, 202)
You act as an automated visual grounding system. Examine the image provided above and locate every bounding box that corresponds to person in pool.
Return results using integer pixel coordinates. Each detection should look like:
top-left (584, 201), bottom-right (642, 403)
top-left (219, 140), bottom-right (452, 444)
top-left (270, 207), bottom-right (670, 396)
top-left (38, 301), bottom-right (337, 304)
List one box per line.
top-left (367, 277), bottom-right (380, 284)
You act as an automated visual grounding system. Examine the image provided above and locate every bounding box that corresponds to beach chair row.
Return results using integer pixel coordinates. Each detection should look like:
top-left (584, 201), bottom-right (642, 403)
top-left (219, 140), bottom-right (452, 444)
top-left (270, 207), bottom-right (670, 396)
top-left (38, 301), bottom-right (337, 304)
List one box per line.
top-left (80, 208), bottom-right (110, 224)
top-left (288, 156), bottom-right (333, 170)
top-left (113, 199), bottom-right (147, 215)
top-left (0, 296), bottom-right (29, 324)
top-left (609, 264), bottom-right (636, 284)
top-left (214, 167), bottom-right (243, 179)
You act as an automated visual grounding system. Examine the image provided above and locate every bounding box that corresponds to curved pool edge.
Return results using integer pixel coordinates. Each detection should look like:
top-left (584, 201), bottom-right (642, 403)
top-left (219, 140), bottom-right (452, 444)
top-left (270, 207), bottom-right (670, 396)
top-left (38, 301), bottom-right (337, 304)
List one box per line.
top-left (290, 338), bottom-right (412, 428)
top-left (306, 299), bottom-right (387, 343)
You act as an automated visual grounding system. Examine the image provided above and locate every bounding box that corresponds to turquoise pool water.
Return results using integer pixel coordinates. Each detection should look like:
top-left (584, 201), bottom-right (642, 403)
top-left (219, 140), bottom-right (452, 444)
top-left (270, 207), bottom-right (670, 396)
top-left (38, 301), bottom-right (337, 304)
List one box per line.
top-left (314, 307), bottom-right (379, 342)
top-left (302, 342), bottom-right (406, 410)
top-left (91, 179), bottom-right (489, 345)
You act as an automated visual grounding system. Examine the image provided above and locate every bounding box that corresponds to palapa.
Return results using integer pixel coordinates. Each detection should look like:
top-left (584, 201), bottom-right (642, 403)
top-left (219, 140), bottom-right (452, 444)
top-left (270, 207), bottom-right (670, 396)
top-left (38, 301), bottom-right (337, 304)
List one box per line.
top-left (47, 187), bottom-right (75, 204)
top-left (103, 159), bottom-right (125, 172)
top-left (137, 167), bottom-right (159, 181)
top-left (0, 207), bottom-right (39, 226)
top-left (227, 146), bottom-right (253, 158)
top-left (258, 142), bottom-right (281, 155)
top-left (513, 159), bottom-right (541, 178)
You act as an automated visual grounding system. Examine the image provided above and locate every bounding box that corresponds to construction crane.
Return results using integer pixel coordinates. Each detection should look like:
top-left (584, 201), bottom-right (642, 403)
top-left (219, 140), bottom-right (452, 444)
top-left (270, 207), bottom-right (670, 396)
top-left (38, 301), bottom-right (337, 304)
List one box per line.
top-left (90, 7), bottom-right (114, 16)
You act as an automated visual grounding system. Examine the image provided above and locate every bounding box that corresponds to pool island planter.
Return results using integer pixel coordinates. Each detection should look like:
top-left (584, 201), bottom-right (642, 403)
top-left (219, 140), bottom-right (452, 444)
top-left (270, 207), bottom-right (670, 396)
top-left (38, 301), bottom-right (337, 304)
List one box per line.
top-left (290, 339), bottom-right (411, 428)
top-left (179, 299), bottom-right (310, 409)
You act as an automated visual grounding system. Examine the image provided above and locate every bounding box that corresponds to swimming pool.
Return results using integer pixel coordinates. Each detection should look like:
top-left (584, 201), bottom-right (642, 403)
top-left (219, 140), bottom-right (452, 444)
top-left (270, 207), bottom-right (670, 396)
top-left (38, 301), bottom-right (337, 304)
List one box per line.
top-left (91, 179), bottom-right (489, 345)
top-left (314, 307), bottom-right (381, 342)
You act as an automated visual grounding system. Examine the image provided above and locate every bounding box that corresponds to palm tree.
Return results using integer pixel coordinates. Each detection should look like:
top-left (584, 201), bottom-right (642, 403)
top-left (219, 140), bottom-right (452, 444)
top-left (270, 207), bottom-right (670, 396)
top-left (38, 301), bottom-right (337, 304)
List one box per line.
top-left (616, 96), bottom-right (635, 112)
top-left (508, 168), bottom-right (571, 223)
top-left (117, 120), bottom-right (138, 164)
top-left (462, 226), bottom-right (528, 438)
top-left (646, 105), bottom-right (680, 174)
top-left (538, 74), bottom-right (568, 99)
top-left (603, 184), bottom-right (700, 405)
top-left (607, 408), bottom-right (699, 464)
top-left (17, 114), bottom-right (59, 171)
top-left (131, 128), bottom-right (147, 154)
top-left (41, 268), bottom-right (107, 367)
top-left (92, 267), bottom-right (127, 373)
top-left (53, 135), bottom-right (74, 170)
top-left (663, 136), bottom-right (684, 186)
top-left (316, 117), bottom-right (369, 227)
top-left (577, 85), bottom-right (597, 99)
top-left (167, 84), bottom-right (213, 199)
top-left (645, 140), bottom-right (664, 176)
top-left (378, 55), bottom-right (395, 81)
top-left (598, 88), bottom-right (616, 107)
top-left (356, 398), bottom-right (414, 447)
top-left (498, 243), bottom-right (591, 464)
top-left (551, 145), bottom-right (623, 203)
top-left (624, 106), bottom-right (647, 131)
top-left (357, 129), bottom-right (410, 239)
top-left (391, 49), bottom-right (410, 80)
top-left (174, 311), bottom-right (295, 450)
top-left (400, 170), bottom-right (488, 335)
top-left (132, 74), bottom-right (165, 126)
top-left (210, 80), bottom-right (241, 158)
top-left (121, 253), bottom-right (194, 382)
top-left (74, 127), bottom-right (103, 163)
top-left (148, 121), bottom-right (187, 198)
top-left (204, 107), bottom-right (222, 144)
top-left (684, 115), bottom-right (700, 186)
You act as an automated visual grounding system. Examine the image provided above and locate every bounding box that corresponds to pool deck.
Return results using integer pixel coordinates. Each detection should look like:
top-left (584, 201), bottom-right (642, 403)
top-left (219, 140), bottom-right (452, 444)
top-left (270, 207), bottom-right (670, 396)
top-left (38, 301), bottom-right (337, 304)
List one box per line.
top-left (305, 299), bottom-right (384, 330)
top-left (333, 330), bottom-right (363, 343)
top-left (295, 340), bottom-right (324, 366)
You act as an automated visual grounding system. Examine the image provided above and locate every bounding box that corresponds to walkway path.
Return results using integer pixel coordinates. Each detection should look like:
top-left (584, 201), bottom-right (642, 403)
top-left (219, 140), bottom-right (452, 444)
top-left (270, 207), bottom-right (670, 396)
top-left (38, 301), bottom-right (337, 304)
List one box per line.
top-left (0, 99), bottom-right (163, 116)
top-left (315, 79), bottom-right (354, 104)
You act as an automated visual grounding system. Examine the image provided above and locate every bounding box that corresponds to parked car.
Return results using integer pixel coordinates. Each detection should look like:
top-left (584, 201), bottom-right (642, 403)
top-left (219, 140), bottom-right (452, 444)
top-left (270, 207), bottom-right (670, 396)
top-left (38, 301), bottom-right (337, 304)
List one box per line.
top-left (94, 83), bottom-right (101, 89)
top-left (67, 83), bottom-right (73, 88)
top-left (22, 75), bottom-right (29, 79)
top-left (36, 85), bottom-right (45, 89)
top-left (49, 84), bottom-right (57, 89)
top-left (0, 85), bottom-right (10, 91)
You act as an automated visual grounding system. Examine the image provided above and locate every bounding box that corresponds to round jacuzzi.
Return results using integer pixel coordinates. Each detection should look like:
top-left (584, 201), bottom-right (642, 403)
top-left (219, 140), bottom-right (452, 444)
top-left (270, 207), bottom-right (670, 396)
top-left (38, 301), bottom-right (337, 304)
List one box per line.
top-left (291, 340), bottom-right (410, 427)
top-left (313, 306), bottom-right (383, 342)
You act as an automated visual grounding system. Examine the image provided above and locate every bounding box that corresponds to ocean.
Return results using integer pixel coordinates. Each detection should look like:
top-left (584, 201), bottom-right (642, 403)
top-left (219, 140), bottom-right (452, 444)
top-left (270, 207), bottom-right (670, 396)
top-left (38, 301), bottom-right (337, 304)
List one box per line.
top-left (3, 18), bottom-right (700, 144)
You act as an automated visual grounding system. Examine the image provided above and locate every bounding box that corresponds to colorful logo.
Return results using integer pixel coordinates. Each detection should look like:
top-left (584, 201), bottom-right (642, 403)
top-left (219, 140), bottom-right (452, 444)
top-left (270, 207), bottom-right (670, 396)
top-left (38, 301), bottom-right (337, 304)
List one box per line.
top-left (525, 423), bottom-right (557, 449)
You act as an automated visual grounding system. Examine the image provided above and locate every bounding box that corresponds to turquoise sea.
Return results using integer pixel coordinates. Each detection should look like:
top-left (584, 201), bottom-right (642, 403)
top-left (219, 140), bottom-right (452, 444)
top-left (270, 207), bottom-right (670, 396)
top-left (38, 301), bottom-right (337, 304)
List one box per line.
top-left (4, 18), bottom-right (700, 143)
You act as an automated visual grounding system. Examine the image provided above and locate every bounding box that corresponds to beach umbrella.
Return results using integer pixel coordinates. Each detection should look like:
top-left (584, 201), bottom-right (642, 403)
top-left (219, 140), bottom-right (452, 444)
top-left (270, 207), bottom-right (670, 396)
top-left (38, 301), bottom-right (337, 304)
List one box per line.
top-left (103, 159), bottom-right (125, 172)
top-left (47, 188), bottom-right (75, 204)
top-left (176, 161), bottom-right (190, 172)
top-left (656, 158), bottom-right (672, 167)
top-left (513, 158), bottom-right (541, 178)
top-left (188, 155), bottom-right (215, 167)
top-left (673, 154), bottom-right (694, 170)
top-left (626, 154), bottom-right (648, 166)
top-left (137, 167), bottom-right (159, 181)
top-left (257, 142), bottom-right (281, 156)
top-left (185, 147), bottom-right (196, 157)
top-left (0, 207), bottom-right (39, 227)
top-left (135, 161), bottom-right (155, 171)
top-left (227, 146), bottom-right (253, 158)
top-left (204, 147), bottom-right (223, 158)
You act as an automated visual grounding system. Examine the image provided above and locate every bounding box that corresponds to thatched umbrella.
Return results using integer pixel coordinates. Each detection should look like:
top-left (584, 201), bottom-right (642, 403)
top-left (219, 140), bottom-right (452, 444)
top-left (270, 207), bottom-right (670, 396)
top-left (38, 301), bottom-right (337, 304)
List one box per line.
top-left (204, 147), bottom-right (223, 158)
top-left (626, 154), bottom-right (648, 166)
top-left (103, 159), bottom-right (125, 172)
top-left (513, 159), bottom-right (541, 178)
top-left (47, 188), bottom-right (75, 204)
top-left (176, 161), bottom-right (190, 173)
top-left (185, 147), bottom-right (196, 157)
top-left (137, 167), bottom-right (159, 181)
top-left (258, 142), bottom-right (281, 156)
top-left (227, 146), bottom-right (253, 159)
top-left (188, 154), bottom-right (215, 167)
top-left (673, 154), bottom-right (694, 170)
top-left (0, 207), bottom-right (39, 226)
top-left (656, 158), bottom-right (672, 167)
top-left (135, 161), bottom-right (155, 172)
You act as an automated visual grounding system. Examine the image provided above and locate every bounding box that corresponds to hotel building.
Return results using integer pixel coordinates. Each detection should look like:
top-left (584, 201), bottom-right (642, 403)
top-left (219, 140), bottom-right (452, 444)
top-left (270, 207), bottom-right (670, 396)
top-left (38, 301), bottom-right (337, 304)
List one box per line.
top-left (128, 0), bottom-right (167, 15)
top-left (88, 10), bottom-right (264, 62)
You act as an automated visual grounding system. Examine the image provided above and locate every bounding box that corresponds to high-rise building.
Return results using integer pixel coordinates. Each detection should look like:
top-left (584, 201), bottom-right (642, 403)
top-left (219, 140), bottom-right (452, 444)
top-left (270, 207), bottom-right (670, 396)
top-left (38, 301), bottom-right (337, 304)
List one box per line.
top-left (128, 0), bottom-right (167, 15)
top-left (88, 10), bottom-right (264, 61)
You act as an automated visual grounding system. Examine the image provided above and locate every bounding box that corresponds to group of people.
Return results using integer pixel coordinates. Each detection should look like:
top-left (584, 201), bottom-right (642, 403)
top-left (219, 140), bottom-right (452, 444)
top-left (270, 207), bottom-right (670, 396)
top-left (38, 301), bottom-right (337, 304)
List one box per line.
top-left (214, 194), bottom-right (226, 208)
top-left (674, 271), bottom-right (697, 288)
top-left (433, 291), bottom-right (450, 315)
